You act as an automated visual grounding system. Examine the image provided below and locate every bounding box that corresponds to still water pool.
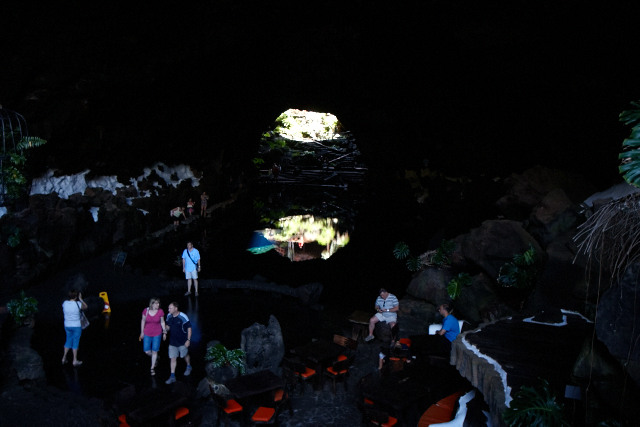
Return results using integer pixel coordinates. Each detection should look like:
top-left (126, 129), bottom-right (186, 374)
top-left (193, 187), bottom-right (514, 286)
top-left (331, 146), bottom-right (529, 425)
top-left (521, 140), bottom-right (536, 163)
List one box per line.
top-left (31, 288), bottom-right (339, 400)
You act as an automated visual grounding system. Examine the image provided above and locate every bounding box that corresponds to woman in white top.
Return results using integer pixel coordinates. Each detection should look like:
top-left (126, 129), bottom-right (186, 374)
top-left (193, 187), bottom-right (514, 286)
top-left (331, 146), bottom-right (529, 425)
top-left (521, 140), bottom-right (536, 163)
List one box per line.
top-left (61, 289), bottom-right (87, 367)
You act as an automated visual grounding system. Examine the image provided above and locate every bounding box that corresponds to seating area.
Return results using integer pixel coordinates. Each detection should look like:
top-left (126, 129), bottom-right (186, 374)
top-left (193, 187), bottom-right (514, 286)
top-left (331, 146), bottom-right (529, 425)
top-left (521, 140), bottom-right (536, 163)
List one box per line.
top-left (324, 356), bottom-right (353, 394)
top-left (199, 320), bottom-right (482, 426)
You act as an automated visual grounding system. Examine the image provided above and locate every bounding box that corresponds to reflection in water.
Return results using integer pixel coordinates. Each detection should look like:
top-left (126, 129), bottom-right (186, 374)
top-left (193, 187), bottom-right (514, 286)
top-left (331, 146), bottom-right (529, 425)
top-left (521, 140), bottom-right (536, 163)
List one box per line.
top-left (184, 298), bottom-right (201, 344)
top-left (248, 215), bottom-right (349, 261)
top-left (63, 366), bottom-right (83, 395)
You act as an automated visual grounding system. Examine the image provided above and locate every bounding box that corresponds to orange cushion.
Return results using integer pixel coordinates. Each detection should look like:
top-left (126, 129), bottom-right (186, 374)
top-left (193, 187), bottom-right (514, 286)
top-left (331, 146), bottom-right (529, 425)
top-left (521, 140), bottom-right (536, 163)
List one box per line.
top-left (174, 407), bottom-right (189, 420)
top-left (273, 388), bottom-right (285, 402)
top-left (382, 416), bottom-right (398, 427)
top-left (326, 366), bottom-right (348, 376)
top-left (298, 367), bottom-right (316, 378)
top-left (364, 397), bottom-right (374, 406)
top-left (224, 399), bottom-right (243, 414)
top-left (252, 406), bottom-right (275, 422)
top-left (337, 354), bottom-right (348, 361)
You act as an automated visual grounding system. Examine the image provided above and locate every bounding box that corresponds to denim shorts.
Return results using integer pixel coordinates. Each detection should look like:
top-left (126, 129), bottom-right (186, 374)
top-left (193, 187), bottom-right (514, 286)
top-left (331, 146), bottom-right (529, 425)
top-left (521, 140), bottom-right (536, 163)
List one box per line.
top-left (143, 334), bottom-right (162, 352)
top-left (64, 326), bottom-right (82, 349)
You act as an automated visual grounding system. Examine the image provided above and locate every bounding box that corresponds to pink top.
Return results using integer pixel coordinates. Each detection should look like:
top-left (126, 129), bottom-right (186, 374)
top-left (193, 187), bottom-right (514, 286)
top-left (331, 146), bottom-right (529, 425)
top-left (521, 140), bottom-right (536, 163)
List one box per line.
top-left (142, 308), bottom-right (165, 337)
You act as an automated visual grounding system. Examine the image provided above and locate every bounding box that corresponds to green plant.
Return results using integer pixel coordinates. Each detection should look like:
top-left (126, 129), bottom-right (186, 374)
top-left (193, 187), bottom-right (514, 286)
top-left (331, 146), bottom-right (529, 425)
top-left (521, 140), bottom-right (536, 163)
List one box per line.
top-left (431, 239), bottom-right (455, 267)
top-left (503, 379), bottom-right (568, 426)
top-left (393, 241), bottom-right (411, 260)
top-left (393, 241), bottom-right (422, 272)
top-left (2, 224), bottom-right (22, 248)
top-left (2, 136), bottom-right (47, 200)
top-left (6, 290), bottom-right (38, 323)
top-left (619, 100), bottom-right (640, 187)
top-left (497, 244), bottom-right (539, 289)
top-left (205, 344), bottom-right (246, 375)
top-left (447, 272), bottom-right (472, 300)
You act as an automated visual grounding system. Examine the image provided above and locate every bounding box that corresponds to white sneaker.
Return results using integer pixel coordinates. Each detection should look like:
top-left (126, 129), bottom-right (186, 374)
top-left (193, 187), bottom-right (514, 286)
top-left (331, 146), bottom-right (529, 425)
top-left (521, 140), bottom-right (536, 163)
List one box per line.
top-left (365, 335), bottom-right (375, 342)
top-left (184, 365), bottom-right (192, 376)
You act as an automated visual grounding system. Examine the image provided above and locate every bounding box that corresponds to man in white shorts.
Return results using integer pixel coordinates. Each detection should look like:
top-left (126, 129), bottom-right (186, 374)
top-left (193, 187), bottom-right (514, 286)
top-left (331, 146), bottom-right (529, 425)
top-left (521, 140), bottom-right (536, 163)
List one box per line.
top-left (365, 288), bottom-right (399, 342)
top-left (182, 241), bottom-right (201, 296)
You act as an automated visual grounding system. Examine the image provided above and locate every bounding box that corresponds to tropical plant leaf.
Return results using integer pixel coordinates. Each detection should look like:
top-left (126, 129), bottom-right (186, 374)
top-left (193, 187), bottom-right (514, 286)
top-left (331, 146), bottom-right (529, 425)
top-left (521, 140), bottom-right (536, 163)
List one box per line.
top-left (406, 256), bottom-right (422, 272)
top-left (16, 136), bottom-right (47, 150)
top-left (205, 343), bottom-right (246, 374)
top-left (619, 101), bottom-right (640, 187)
top-left (446, 272), bottom-right (472, 300)
top-left (503, 379), bottom-right (567, 426)
top-left (393, 241), bottom-right (411, 260)
top-left (6, 291), bottom-right (38, 321)
top-left (432, 239), bottom-right (455, 267)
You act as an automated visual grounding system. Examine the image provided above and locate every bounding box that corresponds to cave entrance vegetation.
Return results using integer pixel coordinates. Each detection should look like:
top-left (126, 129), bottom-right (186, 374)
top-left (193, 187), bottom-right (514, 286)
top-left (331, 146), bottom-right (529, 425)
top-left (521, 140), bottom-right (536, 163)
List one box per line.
top-left (249, 108), bottom-right (366, 261)
top-left (0, 107), bottom-right (28, 206)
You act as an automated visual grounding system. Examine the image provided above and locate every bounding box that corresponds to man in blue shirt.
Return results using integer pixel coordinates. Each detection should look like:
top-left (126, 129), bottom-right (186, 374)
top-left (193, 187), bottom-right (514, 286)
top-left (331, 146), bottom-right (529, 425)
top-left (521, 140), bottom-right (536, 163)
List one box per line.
top-left (437, 303), bottom-right (460, 343)
top-left (165, 302), bottom-right (193, 384)
top-left (182, 241), bottom-right (201, 296)
top-left (424, 303), bottom-right (460, 357)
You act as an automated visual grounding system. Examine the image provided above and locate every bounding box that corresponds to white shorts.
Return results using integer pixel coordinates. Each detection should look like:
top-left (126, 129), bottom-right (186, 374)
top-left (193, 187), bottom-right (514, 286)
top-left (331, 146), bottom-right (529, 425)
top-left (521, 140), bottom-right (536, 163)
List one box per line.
top-left (375, 312), bottom-right (397, 323)
top-left (185, 270), bottom-right (198, 280)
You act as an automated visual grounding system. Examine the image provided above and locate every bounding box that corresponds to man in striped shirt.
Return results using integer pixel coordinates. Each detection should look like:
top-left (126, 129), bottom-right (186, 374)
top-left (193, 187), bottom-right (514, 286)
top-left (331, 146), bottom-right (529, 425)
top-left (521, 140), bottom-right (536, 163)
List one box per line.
top-left (365, 288), bottom-right (399, 342)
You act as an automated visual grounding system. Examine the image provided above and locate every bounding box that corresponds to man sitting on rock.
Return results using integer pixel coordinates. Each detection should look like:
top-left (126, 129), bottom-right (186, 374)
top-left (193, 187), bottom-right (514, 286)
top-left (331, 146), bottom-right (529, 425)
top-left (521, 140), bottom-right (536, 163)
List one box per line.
top-left (365, 288), bottom-right (399, 342)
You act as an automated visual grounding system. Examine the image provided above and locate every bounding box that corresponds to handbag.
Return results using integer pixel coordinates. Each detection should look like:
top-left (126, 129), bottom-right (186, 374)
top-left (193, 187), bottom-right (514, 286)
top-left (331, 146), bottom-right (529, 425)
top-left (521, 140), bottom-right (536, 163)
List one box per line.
top-left (77, 301), bottom-right (90, 329)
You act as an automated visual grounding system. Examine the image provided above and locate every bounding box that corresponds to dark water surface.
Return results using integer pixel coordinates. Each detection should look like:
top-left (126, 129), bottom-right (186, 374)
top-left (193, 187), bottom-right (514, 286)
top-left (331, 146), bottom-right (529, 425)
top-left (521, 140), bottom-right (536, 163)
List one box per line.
top-left (31, 288), bottom-right (342, 400)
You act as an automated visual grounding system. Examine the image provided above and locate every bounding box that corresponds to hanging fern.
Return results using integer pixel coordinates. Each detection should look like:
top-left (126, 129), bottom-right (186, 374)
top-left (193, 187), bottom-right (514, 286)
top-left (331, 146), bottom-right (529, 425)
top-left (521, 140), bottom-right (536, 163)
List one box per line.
top-left (503, 379), bottom-right (568, 427)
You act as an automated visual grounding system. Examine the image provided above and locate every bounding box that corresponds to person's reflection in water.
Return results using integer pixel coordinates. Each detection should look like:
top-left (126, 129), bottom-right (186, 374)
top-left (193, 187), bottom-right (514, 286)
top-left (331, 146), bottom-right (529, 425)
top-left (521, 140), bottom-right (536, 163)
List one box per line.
top-left (150, 376), bottom-right (158, 390)
top-left (185, 298), bottom-right (201, 345)
top-left (63, 366), bottom-right (83, 395)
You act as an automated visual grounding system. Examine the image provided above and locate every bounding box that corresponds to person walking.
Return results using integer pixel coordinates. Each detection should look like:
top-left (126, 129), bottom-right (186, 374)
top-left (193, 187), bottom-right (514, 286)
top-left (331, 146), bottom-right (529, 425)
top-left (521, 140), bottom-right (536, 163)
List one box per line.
top-left (200, 191), bottom-right (209, 217)
top-left (139, 297), bottom-right (167, 376)
top-left (182, 241), bottom-right (201, 296)
top-left (164, 302), bottom-right (192, 384)
top-left (186, 198), bottom-right (195, 217)
top-left (170, 206), bottom-right (186, 230)
top-left (62, 289), bottom-right (87, 367)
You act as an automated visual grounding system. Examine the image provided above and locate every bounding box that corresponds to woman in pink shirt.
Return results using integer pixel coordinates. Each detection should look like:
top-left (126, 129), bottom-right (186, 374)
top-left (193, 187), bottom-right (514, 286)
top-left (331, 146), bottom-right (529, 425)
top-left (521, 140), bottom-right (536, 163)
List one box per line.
top-left (139, 297), bottom-right (167, 376)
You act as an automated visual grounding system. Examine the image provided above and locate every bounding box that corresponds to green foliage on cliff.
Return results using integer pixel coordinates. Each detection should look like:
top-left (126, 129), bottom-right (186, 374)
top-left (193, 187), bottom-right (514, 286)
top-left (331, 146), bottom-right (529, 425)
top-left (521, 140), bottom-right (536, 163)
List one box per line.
top-left (447, 272), bottom-right (472, 300)
top-left (503, 379), bottom-right (567, 426)
top-left (2, 136), bottom-right (47, 200)
top-left (7, 291), bottom-right (39, 323)
top-left (431, 239), bottom-right (455, 267)
top-left (497, 245), bottom-right (538, 289)
top-left (619, 100), bottom-right (640, 188)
